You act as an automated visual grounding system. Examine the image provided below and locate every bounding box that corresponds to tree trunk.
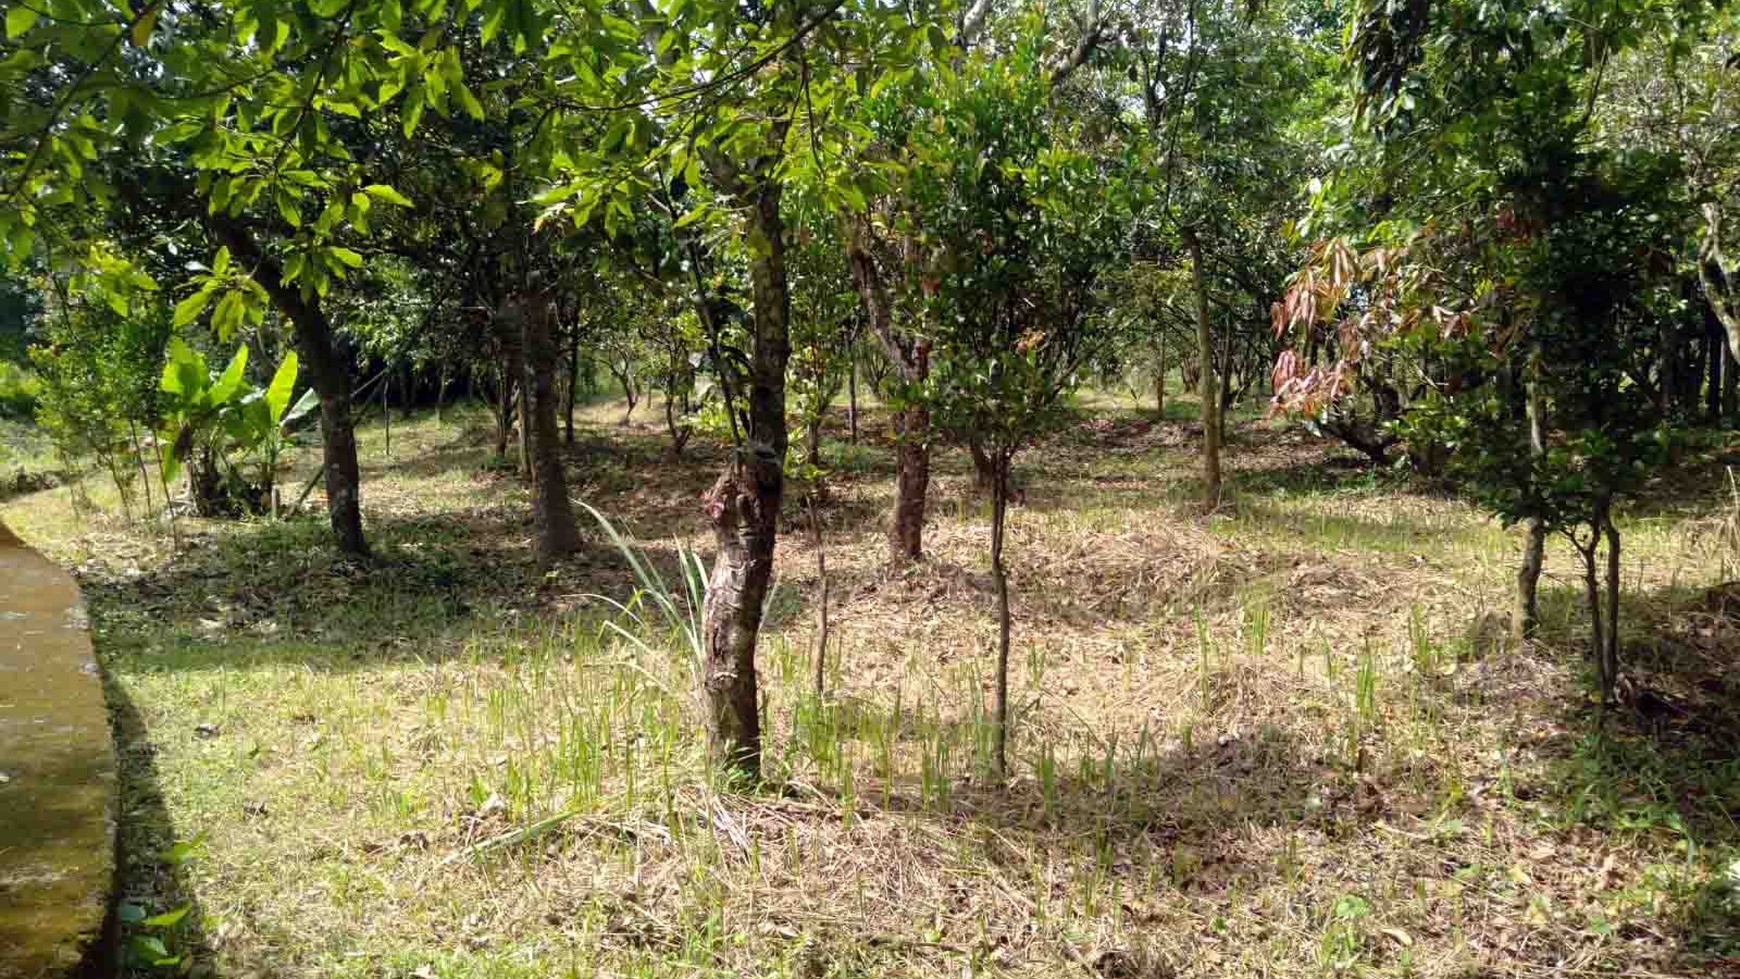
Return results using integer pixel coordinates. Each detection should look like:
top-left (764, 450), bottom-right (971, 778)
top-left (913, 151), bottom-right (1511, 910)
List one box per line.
top-left (1725, 343), bottom-right (1738, 422)
top-left (1708, 323), bottom-right (1723, 422)
top-left (494, 366), bottom-right (515, 460)
top-left (847, 356), bottom-right (859, 444)
top-left (990, 448), bottom-right (1012, 783)
top-left (698, 183), bottom-right (791, 780)
top-left (665, 374), bottom-right (692, 458)
top-left (1155, 330), bottom-right (1166, 418)
top-left (1602, 509), bottom-right (1621, 704)
top-left (890, 403), bottom-right (931, 563)
top-left (565, 331), bottom-right (579, 446)
top-left (210, 216), bottom-right (366, 555)
top-left (1187, 230), bottom-right (1221, 508)
top-left (513, 295), bottom-right (580, 561)
top-left (847, 217), bottom-right (931, 564)
top-left (1514, 347), bottom-right (1549, 645)
top-left (809, 493), bottom-right (830, 699)
top-left (1697, 202), bottom-right (1740, 365)
top-left (1514, 518), bottom-right (1545, 645)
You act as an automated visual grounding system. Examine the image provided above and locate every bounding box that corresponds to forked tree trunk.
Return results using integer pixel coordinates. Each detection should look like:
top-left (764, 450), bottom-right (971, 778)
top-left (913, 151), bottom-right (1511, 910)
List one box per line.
top-left (847, 217), bottom-right (932, 564)
top-left (211, 217), bottom-right (366, 554)
top-left (513, 295), bottom-right (580, 561)
top-left (1187, 230), bottom-right (1221, 508)
top-left (699, 184), bottom-right (792, 780)
top-left (989, 448), bottom-right (1012, 782)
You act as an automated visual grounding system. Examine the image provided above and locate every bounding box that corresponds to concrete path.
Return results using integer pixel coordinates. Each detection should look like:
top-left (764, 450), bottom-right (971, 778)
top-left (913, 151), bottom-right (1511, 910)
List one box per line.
top-left (0, 521), bottom-right (115, 977)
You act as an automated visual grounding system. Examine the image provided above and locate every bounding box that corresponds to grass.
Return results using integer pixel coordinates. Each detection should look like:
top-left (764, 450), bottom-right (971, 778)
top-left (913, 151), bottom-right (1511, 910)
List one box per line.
top-left (7, 394), bottom-right (1740, 977)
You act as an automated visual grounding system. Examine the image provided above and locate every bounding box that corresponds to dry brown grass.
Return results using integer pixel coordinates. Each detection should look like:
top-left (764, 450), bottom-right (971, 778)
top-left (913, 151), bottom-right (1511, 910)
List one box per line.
top-left (7, 396), bottom-right (1740, 978)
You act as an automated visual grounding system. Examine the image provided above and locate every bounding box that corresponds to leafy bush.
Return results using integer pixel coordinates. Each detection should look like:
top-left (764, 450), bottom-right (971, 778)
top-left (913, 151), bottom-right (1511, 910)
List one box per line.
top-left (0, 361), bottom-right (40, 420)
top-left (157, 339), bottom-right (315, 516)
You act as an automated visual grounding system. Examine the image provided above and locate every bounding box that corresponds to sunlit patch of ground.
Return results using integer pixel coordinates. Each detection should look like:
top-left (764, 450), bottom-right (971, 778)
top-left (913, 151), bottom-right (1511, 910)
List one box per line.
top-left (7, 393), bottom-right (1740, 977)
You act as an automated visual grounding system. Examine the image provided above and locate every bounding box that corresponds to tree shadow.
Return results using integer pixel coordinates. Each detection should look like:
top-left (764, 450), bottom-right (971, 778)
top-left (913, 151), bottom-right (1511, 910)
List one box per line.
top-left (103, 677), bottom-right (212, 976)
top-left (1526, 579), bottom-right (1740, 965)
top-left (76, 509), bottom-right (694, 674)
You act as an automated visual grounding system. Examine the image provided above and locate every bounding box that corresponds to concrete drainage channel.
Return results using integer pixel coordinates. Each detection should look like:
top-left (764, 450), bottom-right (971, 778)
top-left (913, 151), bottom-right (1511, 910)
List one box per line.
top-left (0, 519), bottom-right (119, 978)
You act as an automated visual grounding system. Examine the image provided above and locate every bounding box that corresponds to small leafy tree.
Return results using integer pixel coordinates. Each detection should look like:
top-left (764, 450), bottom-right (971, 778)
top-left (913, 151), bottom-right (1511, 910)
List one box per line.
top-left (158, 340), bottom-right (314, 516)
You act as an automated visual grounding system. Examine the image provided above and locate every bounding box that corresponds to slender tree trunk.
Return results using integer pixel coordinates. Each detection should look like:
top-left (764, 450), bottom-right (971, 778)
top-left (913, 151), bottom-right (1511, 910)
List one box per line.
top-left (699, 184), bottom-right (791, 780)
top-left (1515, 350), bottom-right (1547, 644)
top-left (436, 364), bottom-right (449, 425)
top-left (1708, 325), bottom-right (1723, 421)
top-left (847, 356), bottom-right (859, 444)
top-left (494, 366), bottom-right (515, 460)
top-left (1155, 330), bottom-right (1166, 418)
top-left (565, 332), bottom-right (579, 446)
top-left (1724, 344), bottom-right (1738, 422)
top-left (970, 438), bottom-right (996, 492)
top-left (1602, 508), bottom-right (1621, 703)
top-left (809, 493), bottom-right (830, 699)
top-left (211, 216), bottom-right (367, 555)
top-left (512, 295), bottom-right (580, 561)
top-left (990, 449), bottom-right (1012, 783)
top-left (1187, 230), bottom-right (1220, 508)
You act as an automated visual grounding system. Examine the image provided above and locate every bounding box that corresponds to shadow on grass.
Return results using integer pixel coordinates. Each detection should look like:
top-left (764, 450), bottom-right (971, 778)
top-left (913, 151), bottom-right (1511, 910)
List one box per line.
top-left (1527, 579), bottom-right (1740, 963)
top-left (80, 510), bottom-right (694, 674)
top-left (104, 679), bottom-right (212, 976)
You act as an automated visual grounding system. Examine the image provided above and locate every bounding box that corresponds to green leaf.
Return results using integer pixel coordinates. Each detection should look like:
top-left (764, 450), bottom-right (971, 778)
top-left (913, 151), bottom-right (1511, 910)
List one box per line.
top-left (282, 386), bottom-right (320, 427)
top-left (211, 246), bottom-right (231, 276)
top-left (329, 247), bottom-right (363, 269)
top-left (264, 352), bottom-right (299, 423)
top-left (140, 905), bottom-right (191, 929)
top-left (160, 338), bottom-right (207, 399)
top-left (363, 184), bottom-right (414, 207)
top-left (453, 80), bottom-right (484, 121)
top-left (172, 289), bottom-right (213, 328)
top-left (6, 5), bottom-right (38, 38)
top-left (209, 345), bottom-right (249, 404)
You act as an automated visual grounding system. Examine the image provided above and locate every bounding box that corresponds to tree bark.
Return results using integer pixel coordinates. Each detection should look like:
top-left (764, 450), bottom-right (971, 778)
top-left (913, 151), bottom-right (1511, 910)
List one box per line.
top-left (511, 294), bottom-right (580, 561)
top-left (847, 355), bottom-right (859, 443)
top-left (846, 217), bottom-right (932, 563)
top-left (565, 330), bottom-right (579, 446)
top-left (1155, 330), bottom-right (1166, 418)
top-left (890, 401), bottom-right (931, 562)
top-left (1514, 347), bottom-right (1548, 645)
top-left (990, 448), bottom-right (1012, 782)
top-left (1602, 510), bottom-right (1620, 703)
top-left (1187, 230), bottom-right (1220, 508)
top-left (1697, 203), bottom-right (1740, 364)
top-left (698, 182), bottom-right (791, 780)
top-left (210, 217), bottom-right (367, 555)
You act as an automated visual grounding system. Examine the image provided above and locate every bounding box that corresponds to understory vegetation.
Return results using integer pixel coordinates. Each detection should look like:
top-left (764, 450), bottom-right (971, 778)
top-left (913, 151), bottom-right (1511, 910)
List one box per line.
top-left (6, 398), bottom-right (1740, 977)
top-left (7, 0), bottom-right (1740, 975)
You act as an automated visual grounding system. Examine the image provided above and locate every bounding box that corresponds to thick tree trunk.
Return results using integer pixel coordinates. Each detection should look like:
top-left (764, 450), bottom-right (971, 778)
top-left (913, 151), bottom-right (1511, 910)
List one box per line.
top-left (1697, 203), bottom-right (1740, 365)
top-left (1725, 344), bottom-right (1738, 421)
top-left (512, 295), bottom-right (580, 561)
top-left (890, 404), bottom-right (931, 563)
top-left (698, 183), bottom-right (791, 780)
top-left (1187, 231), bottom-right (1221, 508)
top-left (211, 217), bottom-right (366, 555)
top-left (989, 449), bottom-right (1012, 782)
top-left (1514, 518), bottom-right (1545, 645)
